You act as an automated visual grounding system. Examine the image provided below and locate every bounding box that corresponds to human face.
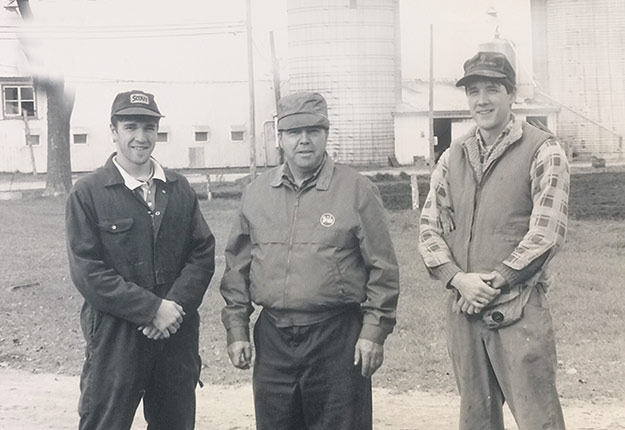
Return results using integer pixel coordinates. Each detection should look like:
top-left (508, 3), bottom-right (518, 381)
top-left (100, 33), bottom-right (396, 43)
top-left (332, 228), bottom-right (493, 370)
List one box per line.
top-left (466, 79), bottom-right (515, 140)
top-left (110, 117), bottom-right (158, 174)
top-left (279, 126), bottom-right (328, 180)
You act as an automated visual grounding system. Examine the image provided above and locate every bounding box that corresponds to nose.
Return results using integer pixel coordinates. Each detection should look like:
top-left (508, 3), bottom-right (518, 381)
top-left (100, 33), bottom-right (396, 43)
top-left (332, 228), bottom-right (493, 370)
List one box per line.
top-left (476, 89), bottom-right (489, 105)
top-left (298, 130), bottom-right (311, 144)
top-left (134, 128), bottom-right (148, 142)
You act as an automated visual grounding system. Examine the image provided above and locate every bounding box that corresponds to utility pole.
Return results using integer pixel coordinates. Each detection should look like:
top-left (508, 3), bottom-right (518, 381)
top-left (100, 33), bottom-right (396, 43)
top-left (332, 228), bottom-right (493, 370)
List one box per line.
top-left (428, 23), bottom-right (436, 172)
top-left (269, 30), bottom-right (283, 164)
top-left (246, 0), bottom-right (257, 179)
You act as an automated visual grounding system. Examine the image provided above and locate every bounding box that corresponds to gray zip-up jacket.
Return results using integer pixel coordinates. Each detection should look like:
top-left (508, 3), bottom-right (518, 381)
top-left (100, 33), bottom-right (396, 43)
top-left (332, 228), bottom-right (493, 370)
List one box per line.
top-left (220, 156), bottom-right (399, 345)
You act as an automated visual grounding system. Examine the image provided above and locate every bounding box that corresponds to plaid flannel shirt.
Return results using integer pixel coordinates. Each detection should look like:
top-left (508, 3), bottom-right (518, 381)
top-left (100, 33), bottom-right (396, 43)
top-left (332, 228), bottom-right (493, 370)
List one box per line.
top-left (418, 117), bottom-right (570, 286)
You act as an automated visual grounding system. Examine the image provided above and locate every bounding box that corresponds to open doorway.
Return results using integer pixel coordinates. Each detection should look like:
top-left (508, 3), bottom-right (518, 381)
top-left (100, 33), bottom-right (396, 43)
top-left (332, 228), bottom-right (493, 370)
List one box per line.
top-left (433, 118), bottom-right (452, 162)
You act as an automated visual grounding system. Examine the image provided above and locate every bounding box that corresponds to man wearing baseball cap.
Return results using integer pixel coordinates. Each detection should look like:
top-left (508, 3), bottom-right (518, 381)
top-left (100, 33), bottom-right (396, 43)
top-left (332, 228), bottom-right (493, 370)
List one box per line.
top-left (220, 91), bottom-right (400, 429)
top-left (419, 51), bottom-right (569, 429)
top-left (66, 90), bottom-right (215, 429)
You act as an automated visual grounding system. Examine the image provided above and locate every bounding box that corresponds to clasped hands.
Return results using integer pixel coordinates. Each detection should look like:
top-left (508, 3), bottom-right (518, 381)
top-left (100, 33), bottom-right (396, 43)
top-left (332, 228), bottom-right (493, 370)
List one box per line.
top-left (138, 299), bottom-right (185, 340)
top-left (450, 270), bottom-right (507, 315)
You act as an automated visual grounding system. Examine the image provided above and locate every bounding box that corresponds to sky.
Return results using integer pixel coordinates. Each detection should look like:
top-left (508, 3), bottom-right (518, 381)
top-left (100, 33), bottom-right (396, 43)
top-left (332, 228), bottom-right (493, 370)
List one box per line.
top-left (0, 0), bottom-right (534, 84)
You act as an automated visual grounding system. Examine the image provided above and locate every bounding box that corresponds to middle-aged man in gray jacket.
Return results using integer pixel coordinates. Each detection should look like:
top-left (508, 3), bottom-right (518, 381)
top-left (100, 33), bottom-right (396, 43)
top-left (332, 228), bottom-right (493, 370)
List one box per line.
top-left (220, 91), bottom-right (400, 430)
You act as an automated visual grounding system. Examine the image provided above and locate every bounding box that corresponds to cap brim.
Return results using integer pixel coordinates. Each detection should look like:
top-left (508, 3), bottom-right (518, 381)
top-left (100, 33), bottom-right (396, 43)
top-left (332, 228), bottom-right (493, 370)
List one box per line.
top-left (456, 70), bottom-right (508, 87)
top-left (112, 107), bottom-right (164, 117)
top-left (277, 113), bottom-right (329, 131)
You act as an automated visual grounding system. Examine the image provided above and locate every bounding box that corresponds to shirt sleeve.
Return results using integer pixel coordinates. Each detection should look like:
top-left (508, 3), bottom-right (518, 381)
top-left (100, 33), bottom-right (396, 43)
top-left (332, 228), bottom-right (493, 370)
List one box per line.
top-left (219, 188), bottom-right (255, 345)
top-left (165, 192), bottom-right (216, 312)
top-left (417, 149), bottom-right (463, 286)
top-left (499, 138), bottom-right (570, 272)
top-left (356, 179), bottom-right (400, 345)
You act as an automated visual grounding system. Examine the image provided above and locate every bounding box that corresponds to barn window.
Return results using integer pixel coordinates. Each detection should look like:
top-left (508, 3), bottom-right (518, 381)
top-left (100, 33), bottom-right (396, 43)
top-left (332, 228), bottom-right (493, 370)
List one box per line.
top-left (3, 85), bottom-right (36, 118)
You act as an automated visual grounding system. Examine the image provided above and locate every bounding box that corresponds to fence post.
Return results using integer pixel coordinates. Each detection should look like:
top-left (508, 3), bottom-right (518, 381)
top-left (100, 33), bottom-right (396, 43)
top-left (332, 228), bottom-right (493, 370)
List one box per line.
top-left (206, 175), bottom-right (212, 201)
top-left (411, 174), bottom-right (419, 210)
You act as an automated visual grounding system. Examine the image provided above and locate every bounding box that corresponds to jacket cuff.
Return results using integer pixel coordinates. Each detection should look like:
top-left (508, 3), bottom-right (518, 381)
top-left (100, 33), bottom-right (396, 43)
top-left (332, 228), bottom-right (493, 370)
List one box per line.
top-left (226, 326), bottom-right (250, 345)
top-left (431, 262), bottom-right (463, 288)
top-left (358, 323), bottom-right (388, 345)
top-left (495, 263), bottom-right (522, 287)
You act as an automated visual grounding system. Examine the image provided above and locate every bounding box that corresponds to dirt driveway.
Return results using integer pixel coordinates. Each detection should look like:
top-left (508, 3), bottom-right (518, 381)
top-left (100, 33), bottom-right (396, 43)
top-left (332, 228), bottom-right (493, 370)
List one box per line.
top-left (1, 369), bottom-right (624, 429)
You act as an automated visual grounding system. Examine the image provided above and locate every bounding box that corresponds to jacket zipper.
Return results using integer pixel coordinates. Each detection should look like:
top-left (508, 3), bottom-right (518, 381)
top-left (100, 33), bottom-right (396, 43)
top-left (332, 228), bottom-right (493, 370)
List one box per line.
top-left (284, 193), bottom-right (301, 308)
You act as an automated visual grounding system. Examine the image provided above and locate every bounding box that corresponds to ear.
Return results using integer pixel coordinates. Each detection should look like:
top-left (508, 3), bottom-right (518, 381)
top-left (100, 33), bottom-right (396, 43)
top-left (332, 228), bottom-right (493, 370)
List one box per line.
top-left (277, 131), bottom-right (284, 149)
top-left (110, 123), bottom-right (118, 142)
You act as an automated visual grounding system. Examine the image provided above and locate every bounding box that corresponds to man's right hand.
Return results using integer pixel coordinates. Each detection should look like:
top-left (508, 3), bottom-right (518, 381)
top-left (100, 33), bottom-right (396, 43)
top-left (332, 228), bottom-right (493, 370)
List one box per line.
top-left (450, 272), bottom-right (501, 313)
top-left (227, 341), bottom-right (252, 369)
top-left (151, 299), bottom-right (185, 338)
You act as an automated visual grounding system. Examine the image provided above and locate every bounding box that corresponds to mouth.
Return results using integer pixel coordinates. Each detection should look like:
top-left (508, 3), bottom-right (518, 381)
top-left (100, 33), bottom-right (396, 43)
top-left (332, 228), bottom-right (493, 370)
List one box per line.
top-left (476, 109), bottom-right (494, 115)
top-left (131, 146), bottom-right (150, 151)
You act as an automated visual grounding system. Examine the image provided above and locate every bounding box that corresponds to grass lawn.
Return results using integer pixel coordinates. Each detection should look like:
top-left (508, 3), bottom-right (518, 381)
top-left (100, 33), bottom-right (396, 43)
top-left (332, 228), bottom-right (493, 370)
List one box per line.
top-left (0, 171), bottom-right (624, 402)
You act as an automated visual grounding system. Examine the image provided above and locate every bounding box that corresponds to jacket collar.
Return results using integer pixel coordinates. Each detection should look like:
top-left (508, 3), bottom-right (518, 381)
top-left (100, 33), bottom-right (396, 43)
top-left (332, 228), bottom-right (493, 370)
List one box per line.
top-left (269, 153), bottom-right (334, 191)
top-left (461, 115), bottom-right (523, 182)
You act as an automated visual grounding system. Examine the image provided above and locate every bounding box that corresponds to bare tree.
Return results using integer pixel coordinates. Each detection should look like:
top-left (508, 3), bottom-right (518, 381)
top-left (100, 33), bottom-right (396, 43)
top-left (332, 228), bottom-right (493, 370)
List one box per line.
top-left (16, 0), bottom-right (74, 196)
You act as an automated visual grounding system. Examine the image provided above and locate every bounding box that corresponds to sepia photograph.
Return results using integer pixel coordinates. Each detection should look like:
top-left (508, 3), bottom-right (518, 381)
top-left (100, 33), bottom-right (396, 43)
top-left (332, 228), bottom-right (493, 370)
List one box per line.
top-left (0, 0), bottom-right (624, 428)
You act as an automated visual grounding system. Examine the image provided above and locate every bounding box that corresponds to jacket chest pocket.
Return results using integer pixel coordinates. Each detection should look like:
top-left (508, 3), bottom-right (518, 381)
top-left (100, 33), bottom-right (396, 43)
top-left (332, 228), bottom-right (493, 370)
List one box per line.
top-left (96, 217), bottom-right (139, 263)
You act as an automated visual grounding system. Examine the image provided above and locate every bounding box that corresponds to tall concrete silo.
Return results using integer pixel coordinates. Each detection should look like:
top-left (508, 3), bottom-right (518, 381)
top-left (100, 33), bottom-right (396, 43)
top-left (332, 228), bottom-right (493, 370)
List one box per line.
top-left (287, 0), bottom-right (402, 165)
top-left (532, 0), bottom-right (625, 158)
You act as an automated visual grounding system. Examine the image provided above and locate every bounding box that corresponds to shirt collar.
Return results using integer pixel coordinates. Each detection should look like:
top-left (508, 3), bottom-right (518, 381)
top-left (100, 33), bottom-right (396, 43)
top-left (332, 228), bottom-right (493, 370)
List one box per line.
top-left (475, 114), bottom-right (517, 150)
top-left (112, 156), bottom-right (166, 191)
top-left (270, 152), bottom-right (334, 191)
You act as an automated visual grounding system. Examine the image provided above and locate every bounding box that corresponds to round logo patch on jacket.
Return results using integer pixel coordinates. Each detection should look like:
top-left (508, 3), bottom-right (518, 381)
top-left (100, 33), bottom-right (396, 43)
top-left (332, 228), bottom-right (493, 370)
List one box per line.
top-left (320, 213), bottom-right (335, 227)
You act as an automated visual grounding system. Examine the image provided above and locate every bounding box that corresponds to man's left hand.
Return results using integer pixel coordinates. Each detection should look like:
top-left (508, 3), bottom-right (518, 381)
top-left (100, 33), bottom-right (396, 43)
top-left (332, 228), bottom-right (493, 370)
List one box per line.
top-left (485, 270), bottom-right (508, 290)
top-left (354, 338), bottom-right (384, 378)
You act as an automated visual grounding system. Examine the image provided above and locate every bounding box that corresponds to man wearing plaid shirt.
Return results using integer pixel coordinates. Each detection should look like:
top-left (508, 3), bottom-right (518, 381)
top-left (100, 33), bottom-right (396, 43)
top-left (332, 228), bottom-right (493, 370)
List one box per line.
top-left (418, 51), bottom-right (568, 430)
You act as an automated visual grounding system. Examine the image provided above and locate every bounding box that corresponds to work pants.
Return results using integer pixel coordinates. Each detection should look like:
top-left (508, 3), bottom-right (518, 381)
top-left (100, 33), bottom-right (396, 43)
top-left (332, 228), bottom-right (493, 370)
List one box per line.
top-left (447, 285), bottom-right (566, 430)
top-left (253, 307), bottom-right (372, 430)
top-left (78, 304), bottom-right (201, 430)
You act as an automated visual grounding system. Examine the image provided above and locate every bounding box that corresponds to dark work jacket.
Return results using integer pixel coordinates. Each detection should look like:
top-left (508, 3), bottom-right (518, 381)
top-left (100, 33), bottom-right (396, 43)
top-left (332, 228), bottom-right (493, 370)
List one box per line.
top-left (65, 154), bottom-right (215, 326)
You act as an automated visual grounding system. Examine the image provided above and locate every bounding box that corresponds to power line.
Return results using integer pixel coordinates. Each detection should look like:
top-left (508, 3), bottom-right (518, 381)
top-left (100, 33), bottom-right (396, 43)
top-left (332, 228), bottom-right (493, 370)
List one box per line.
top-left (0, 21), bottom-right (246, 32)
top-left (0, 21), bottom-right (247, 40)
top-left (0, 29), bottom-right (246, 40)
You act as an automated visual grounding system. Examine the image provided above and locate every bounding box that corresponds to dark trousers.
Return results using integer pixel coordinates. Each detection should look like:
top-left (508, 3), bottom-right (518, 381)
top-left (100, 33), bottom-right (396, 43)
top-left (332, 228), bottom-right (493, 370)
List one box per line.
top-left (253, 308), bottom-right (372, 430)
top-left (78, 304), bottom-right (201, 430)
top-left (447, 286), bottom-right (566, 430)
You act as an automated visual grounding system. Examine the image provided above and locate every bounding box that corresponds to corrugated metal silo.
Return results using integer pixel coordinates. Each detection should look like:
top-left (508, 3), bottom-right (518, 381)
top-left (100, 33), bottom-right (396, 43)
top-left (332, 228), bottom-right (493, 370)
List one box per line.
top-left (287, 0), bottom-right (402, 165)
top-left (541, 0), bottom-right (625, 157)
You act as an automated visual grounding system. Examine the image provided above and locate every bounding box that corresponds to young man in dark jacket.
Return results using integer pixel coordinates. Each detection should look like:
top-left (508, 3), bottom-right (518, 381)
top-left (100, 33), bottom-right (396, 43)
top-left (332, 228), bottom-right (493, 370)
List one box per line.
top-left (66, 90), bottom-right (215, 430)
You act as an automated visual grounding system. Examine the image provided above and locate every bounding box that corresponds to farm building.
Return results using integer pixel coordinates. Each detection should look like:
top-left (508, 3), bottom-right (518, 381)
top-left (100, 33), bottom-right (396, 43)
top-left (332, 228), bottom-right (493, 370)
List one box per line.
top-left (392, 80), bottom-right (560, 165)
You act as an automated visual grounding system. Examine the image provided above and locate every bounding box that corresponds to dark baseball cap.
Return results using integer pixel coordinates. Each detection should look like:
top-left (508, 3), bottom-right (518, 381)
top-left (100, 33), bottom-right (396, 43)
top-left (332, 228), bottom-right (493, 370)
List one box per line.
top-left (110, 90), bottom-right (163, 120)
top-left (456, 51), bottom-right (516, 87)
top-left (277, 92), bottom-right (330, 131)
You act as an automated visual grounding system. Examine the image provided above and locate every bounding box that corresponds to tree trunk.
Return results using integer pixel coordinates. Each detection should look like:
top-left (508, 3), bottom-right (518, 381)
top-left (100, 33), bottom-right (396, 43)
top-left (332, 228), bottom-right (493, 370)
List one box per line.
top-left (43, 80), bottom-right (74, 196)
top-left (17, 0), bottom-right (75, 196)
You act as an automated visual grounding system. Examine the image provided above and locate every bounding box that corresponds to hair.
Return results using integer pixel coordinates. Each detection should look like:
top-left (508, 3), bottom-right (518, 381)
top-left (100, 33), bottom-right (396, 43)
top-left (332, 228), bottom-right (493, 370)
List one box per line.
top-left (464, 76), bottom-right (516, 95)
top-left (111, 114), bottom-right (160, 128)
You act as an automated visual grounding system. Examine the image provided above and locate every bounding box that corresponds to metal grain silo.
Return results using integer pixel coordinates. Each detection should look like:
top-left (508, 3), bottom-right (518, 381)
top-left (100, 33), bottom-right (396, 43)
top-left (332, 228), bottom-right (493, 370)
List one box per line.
top-left (287, 0), bottom-right (402, 165)
top-left (533, 0), bottom-right (625, 157)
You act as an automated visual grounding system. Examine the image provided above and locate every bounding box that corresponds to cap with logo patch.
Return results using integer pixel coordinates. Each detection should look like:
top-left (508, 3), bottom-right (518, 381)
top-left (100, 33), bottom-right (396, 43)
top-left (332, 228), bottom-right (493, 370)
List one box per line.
top-left (110, 90), bottom-right (163, 120)
top-left (455, 51), bottom-right (516, 88)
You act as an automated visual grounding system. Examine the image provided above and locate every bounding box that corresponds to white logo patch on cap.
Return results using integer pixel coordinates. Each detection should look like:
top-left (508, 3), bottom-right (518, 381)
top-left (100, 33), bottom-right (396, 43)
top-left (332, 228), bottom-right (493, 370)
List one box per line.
top-left (130, 94), bottom-right (149, 104)
top-left (320, 213), bottom-right (335, 228)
